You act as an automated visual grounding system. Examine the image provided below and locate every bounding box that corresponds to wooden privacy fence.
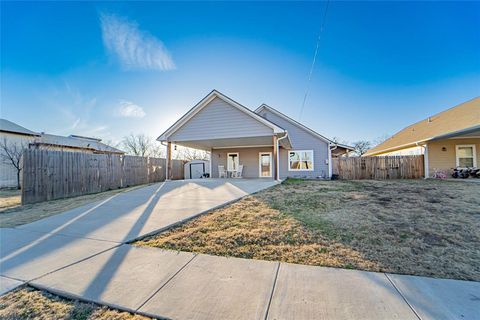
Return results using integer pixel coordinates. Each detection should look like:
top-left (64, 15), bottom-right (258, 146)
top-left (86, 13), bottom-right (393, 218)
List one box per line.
top-left (22, 149), bottom-right (184, 204)
top-left (332, 155), bottom-right (424, 180)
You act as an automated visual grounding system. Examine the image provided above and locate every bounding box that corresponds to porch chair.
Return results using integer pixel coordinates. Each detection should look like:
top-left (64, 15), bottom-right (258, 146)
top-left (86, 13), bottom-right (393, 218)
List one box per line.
top-left (218, 165), bottom-right (227, 178)
top-left (232, 164), bottom-right (244, 178)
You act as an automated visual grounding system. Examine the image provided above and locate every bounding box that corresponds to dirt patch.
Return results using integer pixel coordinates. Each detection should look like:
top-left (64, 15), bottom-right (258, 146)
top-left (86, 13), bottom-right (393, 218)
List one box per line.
top-left (0, 185), bottom-right (147, 228)
top-left (0, 286), bottom-right (150, 320)
top-left (137, 179), bottom-right (480, 281)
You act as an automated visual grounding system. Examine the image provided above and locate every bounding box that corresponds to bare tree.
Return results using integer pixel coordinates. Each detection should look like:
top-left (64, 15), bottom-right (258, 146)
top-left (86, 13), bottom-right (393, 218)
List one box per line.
top-left (175, 146), bottom-right (209, 161)
top-left (0, 138), bottom-right (27, 189)
top-left (121, 134), bottom-right (153, 157)
top-left (150, 142), bottom-right (165, 158)
top-left (372, 133), bottom-right (391, 146)
top-left (352, 140), bottom-right (372, 156)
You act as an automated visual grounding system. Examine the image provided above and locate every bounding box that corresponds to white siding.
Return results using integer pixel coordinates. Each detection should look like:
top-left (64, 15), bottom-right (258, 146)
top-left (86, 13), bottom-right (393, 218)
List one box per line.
top-left (258, 109), bottom-right (330, 179)
top-left (0, 132), bottom-right (35, 188)
top-left (170, 98), bottom-right (273, 141)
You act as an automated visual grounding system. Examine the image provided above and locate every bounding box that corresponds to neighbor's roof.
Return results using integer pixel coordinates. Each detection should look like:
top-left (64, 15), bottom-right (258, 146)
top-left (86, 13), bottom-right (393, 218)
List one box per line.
top-left (0, 119), bottom-right (40, 136)
top-left (35, 134), bottom-right (124, 154)
top-left (365, 97), bottom-right (480, 156)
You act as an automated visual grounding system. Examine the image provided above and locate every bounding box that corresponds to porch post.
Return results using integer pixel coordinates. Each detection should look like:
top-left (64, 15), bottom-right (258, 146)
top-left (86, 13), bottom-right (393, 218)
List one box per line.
top-left (273, 135), bottom-right (278, 180)
top-left (166, 141), bottom-right (172, 180)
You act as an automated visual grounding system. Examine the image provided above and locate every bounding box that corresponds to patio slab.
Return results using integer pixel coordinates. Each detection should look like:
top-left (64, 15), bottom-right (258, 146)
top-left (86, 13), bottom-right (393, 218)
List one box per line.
top-left (387, 273), bottom-right (480, 320)
top-left (267, 263), bottom-right (418, 320)
top-left (0, 228), bottom-right (117, 281)
top-left (31, 245), bottom-right (196, 312)
top-left (0, 276), bottom-right (24, 295)
top-left (139, 253), bottom-right (278, 320)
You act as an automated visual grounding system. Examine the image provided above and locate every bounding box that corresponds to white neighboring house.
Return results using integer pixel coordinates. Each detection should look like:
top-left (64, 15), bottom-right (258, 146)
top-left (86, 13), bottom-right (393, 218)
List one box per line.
top-left (0, 119), bottom-right (41, 188)
top-left (0, 119), bottom-right (124, 188)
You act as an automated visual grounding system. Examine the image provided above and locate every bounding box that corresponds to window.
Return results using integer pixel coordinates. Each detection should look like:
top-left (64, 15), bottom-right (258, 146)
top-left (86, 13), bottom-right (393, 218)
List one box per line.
top-left (288, 150), bottom-right (314, 171)
top-left (456, 145), bottom-right (477, 168)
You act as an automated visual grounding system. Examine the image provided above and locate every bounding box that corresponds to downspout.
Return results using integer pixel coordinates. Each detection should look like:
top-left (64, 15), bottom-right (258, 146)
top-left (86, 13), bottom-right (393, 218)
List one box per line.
top-left (416, 142), bottom-right (428, 178)
top-left (276, 132), bottom-right (289, 181)
top-left (328, 143), bottom-right (338, 179)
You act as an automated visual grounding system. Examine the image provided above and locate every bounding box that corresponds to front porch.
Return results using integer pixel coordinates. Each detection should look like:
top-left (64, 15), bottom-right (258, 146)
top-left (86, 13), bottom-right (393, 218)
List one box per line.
top-left (165, 134), bottom-right (291, 180)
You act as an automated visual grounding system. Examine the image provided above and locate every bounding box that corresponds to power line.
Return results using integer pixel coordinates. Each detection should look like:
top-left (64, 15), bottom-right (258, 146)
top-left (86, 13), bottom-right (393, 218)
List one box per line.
top-left (299, 0), bottom-right (331, 121)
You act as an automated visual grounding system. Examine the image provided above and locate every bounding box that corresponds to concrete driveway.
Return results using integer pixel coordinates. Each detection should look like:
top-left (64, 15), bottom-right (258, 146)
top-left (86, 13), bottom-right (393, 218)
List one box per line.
top-left (0, 179), bottom-right (277, 283)
top-left (2, 178), bottom-right (479, 320)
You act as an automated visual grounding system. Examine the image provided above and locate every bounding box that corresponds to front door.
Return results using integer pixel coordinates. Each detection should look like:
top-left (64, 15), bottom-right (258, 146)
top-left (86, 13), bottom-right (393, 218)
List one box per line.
top-left (227, 153), bottom-right (239, 172)
top-left (259, 152), bottom-right (272, 177)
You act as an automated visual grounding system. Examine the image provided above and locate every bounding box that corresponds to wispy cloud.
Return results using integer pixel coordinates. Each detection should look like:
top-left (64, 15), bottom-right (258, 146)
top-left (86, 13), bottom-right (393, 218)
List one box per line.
top-left (100, 13), bottom-right (175, 71)
top-left (118, 100), bottom-right (146, 118)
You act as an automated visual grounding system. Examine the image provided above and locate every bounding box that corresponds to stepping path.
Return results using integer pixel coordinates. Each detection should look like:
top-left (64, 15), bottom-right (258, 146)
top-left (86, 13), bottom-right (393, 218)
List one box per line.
top-left (1, 179), bottom-right (480, 319)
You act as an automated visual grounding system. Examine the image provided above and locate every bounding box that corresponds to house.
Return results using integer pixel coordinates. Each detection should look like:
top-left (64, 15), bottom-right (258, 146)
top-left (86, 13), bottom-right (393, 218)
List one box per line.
top-left (157, 90), bottom-right (353, 180)
top-left (0, 118), bottom-right (124, 187)
top-left (30, 134), bottom-right (124, 155)
top-left (0, 119), bottom-right (41, 187)
top-left (364, 97), bottom-right (480, 177)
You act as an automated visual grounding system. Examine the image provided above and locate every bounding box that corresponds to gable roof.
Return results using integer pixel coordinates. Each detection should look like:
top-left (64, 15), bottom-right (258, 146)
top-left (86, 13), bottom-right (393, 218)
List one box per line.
top-left (254, 104), bottom-right (354, 150)
top-left (365, 97), bottom-right (480, 156)
top-left (157, 90), bottom-right (286, 141)
top-left (0, 119), bottom-right (40, 136)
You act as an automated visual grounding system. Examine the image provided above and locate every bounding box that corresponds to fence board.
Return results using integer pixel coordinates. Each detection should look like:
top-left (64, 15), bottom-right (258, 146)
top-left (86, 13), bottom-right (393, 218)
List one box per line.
top-left (22, 150), bottom-right (185, 204)
top-left (332, 155), bottom-right (424, 180)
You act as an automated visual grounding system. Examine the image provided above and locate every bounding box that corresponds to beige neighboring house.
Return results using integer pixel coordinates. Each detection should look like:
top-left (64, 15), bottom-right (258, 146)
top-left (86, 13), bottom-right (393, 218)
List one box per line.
top-left (0, 119), bottom-right (124, 188)
top-left (364, 97), bottom-right (480, 178)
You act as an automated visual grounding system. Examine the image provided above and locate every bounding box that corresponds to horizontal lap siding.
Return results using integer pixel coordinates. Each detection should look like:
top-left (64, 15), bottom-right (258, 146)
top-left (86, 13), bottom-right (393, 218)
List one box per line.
top-left (170, 98), bottom-right (273, 141)
top-left (257, 110), bottom-right (330, 179)
top-left (428, 138), bottom-right (480, 176)
top-left (211, 147), bottom-right (275, 178)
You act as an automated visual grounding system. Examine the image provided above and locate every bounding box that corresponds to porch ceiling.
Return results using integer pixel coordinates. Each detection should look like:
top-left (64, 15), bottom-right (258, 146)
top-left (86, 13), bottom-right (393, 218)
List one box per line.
top-left (173, 135), bottom-right (291, 150)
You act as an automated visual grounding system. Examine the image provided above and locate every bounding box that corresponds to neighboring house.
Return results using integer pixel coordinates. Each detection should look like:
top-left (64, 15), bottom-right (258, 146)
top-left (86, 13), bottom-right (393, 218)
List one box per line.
top-left (0, 118), bottom-right (124, 187)
top-left (0, 119), bottom-right (41, 188)
top-left (30, 134), bottom-right (124, 155)
top-left (364, 97), bottom-right (480, 177)
top-left (157, 90), bottom-right (353, 180)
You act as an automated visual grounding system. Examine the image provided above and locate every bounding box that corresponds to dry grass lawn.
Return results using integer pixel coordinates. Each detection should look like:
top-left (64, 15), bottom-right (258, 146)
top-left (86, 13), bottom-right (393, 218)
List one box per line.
top-left (0, 185), bottom-right (145, 228)
top-left (136, 179), bottom-right (480, 281)
top-left (0, 286), bottom-right (150, 320)
top-left (0, 189), bottom-right (21, 211)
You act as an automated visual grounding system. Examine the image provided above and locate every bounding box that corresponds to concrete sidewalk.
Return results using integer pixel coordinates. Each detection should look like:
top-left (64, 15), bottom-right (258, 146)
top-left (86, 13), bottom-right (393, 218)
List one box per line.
top-left (29, 244), bottom-right (480, 320)
top-left (1, 178), bottom-right (479, 319)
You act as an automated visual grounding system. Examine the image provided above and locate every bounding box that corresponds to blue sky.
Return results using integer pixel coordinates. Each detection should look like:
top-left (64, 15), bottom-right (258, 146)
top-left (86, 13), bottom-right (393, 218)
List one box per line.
top-left (1, 1), bottom-right (479, 145)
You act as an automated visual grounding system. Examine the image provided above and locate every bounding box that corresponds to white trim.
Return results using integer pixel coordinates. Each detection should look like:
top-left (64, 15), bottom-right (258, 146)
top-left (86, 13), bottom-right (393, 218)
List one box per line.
top-left (424, 144), bottom-right (429, 178)
top-left (209, 149), bottom-right (212, 178)
top-left (258, 152), bottom-right (273, 178)
top-left (256, 104), bottom-right (332, 144)
top-left (288, 150), bottom-right (314, 171)
top-left (213, 144), bottom-right (273, 149)
top-left (158, 90), bottom-right (285, 141)
top-left (328, 146), bottom-right (333, 178)
top-left (455, 144), bottom-right (477, 167)
top-left (227, 152), bottom-right (240, 171)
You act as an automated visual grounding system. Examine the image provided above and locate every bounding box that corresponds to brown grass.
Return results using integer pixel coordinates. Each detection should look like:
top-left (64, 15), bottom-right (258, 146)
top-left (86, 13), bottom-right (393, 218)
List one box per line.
top-left (0, 185), bottom-right (146, 228)
top-left (0, 286), bottom-right (150, 320)
top-left (136, 179), bottom-right (480, 281)
top-left (0, 189), bottom-right (21, 211)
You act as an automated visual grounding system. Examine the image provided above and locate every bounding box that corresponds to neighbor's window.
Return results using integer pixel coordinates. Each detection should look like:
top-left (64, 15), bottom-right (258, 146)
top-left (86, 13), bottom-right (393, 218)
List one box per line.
top-left (456, 145), bottom-right (477, 167)
top-left (288, 150), bottom-right (314, 171)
